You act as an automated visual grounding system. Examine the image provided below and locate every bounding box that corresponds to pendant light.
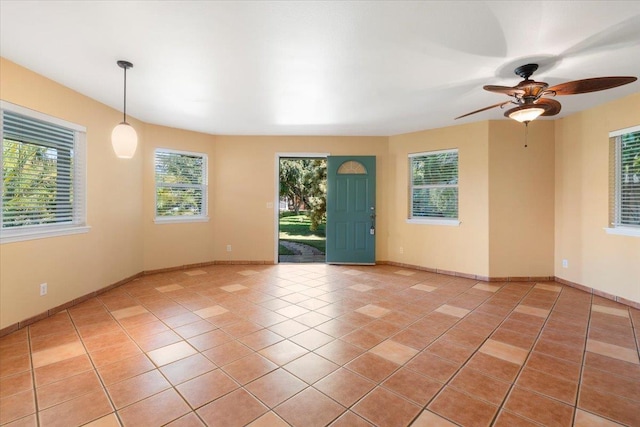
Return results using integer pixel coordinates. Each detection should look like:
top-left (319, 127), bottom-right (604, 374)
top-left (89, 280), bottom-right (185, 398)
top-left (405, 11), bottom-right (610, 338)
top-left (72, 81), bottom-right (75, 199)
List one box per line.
top-left (111, 60), bottom-right (138, 159)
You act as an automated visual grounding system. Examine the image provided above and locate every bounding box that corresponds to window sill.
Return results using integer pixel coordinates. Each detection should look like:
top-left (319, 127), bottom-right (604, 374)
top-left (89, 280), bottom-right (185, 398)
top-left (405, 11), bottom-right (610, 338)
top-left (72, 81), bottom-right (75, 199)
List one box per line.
top-left (604, 227), bottom-right (640, 237)
top-left (1, 225), bottom-right (91, 244)
top-left (154, 216), bottom-right (210, 225)
top-left (406, 218), bottom-right (461, 226)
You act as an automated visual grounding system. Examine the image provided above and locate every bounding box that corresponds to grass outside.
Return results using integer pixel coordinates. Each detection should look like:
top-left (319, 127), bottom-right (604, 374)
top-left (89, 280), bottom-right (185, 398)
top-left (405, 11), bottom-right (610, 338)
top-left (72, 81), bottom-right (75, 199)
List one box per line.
top-left (278, 244), bottom-right (295, 255)
top-left (279, 213), bottom-right (326, 254)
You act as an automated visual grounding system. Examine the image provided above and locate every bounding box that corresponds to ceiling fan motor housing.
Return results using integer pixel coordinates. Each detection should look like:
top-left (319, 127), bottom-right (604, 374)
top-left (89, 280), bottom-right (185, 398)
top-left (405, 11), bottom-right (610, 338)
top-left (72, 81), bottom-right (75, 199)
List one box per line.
top-left (517, 81), bottom-right (549, 104)
top-left (514, 64), bottom-right (539, 80)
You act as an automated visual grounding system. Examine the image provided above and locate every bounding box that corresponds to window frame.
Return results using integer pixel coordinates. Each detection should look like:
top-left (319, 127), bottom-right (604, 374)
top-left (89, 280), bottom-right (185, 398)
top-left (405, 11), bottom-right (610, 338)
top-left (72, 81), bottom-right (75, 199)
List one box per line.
top-left (407, 148), bottom-right (460, 226)
top-left (606, 124), bottom-right (640, 237)
top-left (154, 148), bottom-right (209, 224)
top-left (0, 101), bottom-right (89, 244)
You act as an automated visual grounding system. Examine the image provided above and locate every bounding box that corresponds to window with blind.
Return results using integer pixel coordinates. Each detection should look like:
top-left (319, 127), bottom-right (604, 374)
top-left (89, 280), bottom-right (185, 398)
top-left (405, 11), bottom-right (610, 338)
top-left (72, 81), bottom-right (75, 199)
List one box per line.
top-left (608, 125), bottom-right (640, 236)
top-left (154, 149), bottom-right (208, 222)
top-left (1, 101), bottom-right (88, 243)
top-left (409, 149), bottom-right (459, 224)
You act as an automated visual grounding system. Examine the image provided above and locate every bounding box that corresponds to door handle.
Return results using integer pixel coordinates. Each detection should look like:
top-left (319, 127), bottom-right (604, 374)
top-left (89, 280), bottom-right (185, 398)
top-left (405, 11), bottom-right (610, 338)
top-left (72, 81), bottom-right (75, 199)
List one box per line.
top-left (370, 206), bottom-right (376, 235)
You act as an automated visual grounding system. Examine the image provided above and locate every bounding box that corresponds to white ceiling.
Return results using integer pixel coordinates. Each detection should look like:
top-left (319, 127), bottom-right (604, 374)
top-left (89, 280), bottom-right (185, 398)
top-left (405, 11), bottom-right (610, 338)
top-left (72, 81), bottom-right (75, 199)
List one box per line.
top-left (1, 1), bottom-right (639, 136)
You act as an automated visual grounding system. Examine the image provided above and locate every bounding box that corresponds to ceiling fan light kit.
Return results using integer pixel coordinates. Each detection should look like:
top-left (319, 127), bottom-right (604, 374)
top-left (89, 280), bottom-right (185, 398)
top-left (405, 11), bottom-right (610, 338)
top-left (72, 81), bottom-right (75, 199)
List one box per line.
top-left (507, 107), bottom-right (545, 123)
top-left (456, 63), bottom-right (637, 125)
top-left (111, 60), bottom-right (138, 159)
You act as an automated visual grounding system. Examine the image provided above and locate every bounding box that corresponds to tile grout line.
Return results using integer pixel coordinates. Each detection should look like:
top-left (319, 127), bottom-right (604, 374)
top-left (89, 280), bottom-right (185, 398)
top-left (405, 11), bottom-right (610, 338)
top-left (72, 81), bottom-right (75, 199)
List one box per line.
top-left (129, 269), bottom-right (364, 425)
top-left (9, 267), bottom-right (637, 427)
top-left (303, 275), bottom-right (480, 426)
top-left (489, 285), bottom-right (565, 425)
top-left (229, 273), bottom-right (480, 425)
top-left (122, 278), bottom-right (229, 426)
top-left (18, 268), bottom-right (356, 426)
top-left (234, 280), bottom-right (370, 424)
top-left (393, 282), bottom-right (493, 425)
top-left (488, 288), bottom-right (551, 426)
top-left (31, 310), bottom-right (110, 425)
top-left (226, 270), bottom-right (377, 425)
top-left (572, 290), bottom-right (593, 426)
top-left (26, 322), bottom-right (40, 427)
top-left (67, 299), bottom-right (126, 427)
top-left (8, 272), bottom-right (502, 425)
top-left (422, 281), bottom-right (583, 426)
top-left (630, 306), bottom-right (640, 358)
top-left (575, 300), bottom-right (639, 426)
top-left (398, 280), bottom-right (535, 427)
top-left (67, 286), bottom-right (200, 426)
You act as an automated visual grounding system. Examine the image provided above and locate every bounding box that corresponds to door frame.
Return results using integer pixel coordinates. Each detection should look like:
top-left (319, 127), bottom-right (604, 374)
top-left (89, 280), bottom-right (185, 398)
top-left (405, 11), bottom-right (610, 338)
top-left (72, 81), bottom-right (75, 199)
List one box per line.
top-left (274, 152), bottom-right (329, 264)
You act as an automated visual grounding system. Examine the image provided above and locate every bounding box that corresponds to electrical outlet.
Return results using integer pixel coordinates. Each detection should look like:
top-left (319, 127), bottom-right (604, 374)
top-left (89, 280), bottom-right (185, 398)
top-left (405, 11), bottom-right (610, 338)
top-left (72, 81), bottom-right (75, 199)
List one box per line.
top-left (562, 259), bottom-right (568, 268)
top-left (266, 202), bottom-right (273, 209)
top-left (40, 283), bottom-right (48, 296)
top-left (226, 245), bottom-right (232, 252)
top-left (399, 247), bottom-right (404, 254)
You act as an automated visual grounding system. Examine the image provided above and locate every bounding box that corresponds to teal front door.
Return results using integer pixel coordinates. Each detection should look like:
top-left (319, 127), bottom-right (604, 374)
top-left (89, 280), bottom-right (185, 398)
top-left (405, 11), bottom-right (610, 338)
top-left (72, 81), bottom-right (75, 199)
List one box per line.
top-left (326, 156), bottom-right (376, 264)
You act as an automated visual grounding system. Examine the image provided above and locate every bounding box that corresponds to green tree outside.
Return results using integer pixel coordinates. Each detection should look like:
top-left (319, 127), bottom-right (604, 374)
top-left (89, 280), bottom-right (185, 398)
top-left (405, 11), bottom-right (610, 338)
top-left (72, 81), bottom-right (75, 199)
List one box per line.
top-left (155, 152), bottom-right (204, 216)
top-left (411, 151), bottom-right (458, 218)
top-left (2, 139), bottom-right (71, 227)
top-left (279, 158), bottom-right (327, 230)
top-left (620, 131), bottom-right (640, 225)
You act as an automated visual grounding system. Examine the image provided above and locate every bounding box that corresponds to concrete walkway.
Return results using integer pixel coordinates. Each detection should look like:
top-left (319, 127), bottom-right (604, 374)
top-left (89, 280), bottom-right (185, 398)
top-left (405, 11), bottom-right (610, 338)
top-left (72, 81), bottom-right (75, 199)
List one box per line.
top-left (279, 240), bottom-right (325, 263)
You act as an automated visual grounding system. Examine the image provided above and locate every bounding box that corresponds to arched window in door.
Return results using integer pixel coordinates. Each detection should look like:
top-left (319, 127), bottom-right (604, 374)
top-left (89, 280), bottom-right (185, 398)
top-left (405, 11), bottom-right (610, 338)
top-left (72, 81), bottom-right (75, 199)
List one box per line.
top-left (337, 160), bottom-right (367, 174)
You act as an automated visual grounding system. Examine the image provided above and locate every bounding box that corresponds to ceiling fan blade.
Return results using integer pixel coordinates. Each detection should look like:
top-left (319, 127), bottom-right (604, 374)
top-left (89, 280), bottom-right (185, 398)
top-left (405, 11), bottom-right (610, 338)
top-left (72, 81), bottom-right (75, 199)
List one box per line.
top-left (455, 101), bottom-right (512, 120)
top-left (483, 85), bottom-right (525, 96)
top-left (546, 76), bottom-right (637, 95)
top-left (536, 98), bottom-right (562, 116)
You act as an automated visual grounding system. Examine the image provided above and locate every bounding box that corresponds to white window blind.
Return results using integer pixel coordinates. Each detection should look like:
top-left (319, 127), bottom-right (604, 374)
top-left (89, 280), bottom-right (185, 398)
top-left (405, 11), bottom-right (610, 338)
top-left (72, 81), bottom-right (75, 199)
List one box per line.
top-left (409, 149), bottom-right (459, 219)
top-left (610, 126), bottom-right (640, 228)
top-left (1, 102), bottom-right (87, 243)
top-left (155, 149), bottom-right (208, 221)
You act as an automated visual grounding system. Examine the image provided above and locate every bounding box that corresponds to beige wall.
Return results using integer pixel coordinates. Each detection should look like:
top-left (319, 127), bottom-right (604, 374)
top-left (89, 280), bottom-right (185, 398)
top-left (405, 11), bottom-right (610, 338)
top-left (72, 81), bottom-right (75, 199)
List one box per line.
top-left (387, 122), bottom-right (491, 277)
top-left (142, 124), bottom-right (217, 271)
top-left (386, 120), bottom-right (556, 279)
top-left (554, 93), bottom-right (640, 303)
top-left (488, 120), bottom-right (555, 277)
top-left (212, 136), bottom-right (388, 263)
top-left (0, 58), bottom-right (144, 328)
top-left (143, 133), bottom-right (388, 268)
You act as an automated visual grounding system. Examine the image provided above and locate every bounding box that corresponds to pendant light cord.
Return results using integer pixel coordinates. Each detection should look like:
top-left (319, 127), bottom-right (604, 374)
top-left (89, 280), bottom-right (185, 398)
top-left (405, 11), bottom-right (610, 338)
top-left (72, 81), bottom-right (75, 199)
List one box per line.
top-left (123, 66), bottom-right (127, 123)
top-left (116, 60), bottom-right (133, 124)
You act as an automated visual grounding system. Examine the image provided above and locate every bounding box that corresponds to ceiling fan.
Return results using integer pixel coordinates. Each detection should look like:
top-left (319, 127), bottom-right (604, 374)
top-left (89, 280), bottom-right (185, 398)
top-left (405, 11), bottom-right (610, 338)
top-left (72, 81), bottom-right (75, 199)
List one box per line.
top-left (456, 63), bottom-right (637, 123)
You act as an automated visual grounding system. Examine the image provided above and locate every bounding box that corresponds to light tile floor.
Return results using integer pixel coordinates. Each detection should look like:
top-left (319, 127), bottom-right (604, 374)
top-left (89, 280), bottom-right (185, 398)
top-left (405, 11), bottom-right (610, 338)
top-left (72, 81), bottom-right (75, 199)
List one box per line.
top-left (1, 264), bottom-right (639, 427)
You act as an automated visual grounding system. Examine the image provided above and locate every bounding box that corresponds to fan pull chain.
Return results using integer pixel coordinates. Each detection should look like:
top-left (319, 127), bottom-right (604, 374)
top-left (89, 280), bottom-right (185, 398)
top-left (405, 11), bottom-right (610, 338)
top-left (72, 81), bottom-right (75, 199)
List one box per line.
top-left (524, 122), bottom-right (529, 147)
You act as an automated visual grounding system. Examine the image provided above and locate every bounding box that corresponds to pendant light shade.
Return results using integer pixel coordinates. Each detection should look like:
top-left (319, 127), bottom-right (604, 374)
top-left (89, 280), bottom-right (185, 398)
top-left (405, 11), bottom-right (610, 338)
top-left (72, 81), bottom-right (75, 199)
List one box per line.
top-left (111, 60), bottom-right (137, 159)
top-left (111, 122), bottom-right (138, 158)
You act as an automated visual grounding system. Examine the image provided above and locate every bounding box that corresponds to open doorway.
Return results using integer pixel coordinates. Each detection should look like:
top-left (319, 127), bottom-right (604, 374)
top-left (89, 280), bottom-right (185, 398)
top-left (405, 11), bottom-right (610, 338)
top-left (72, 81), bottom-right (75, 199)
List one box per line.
top-left (278, 157), bottom-right (327, 263)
